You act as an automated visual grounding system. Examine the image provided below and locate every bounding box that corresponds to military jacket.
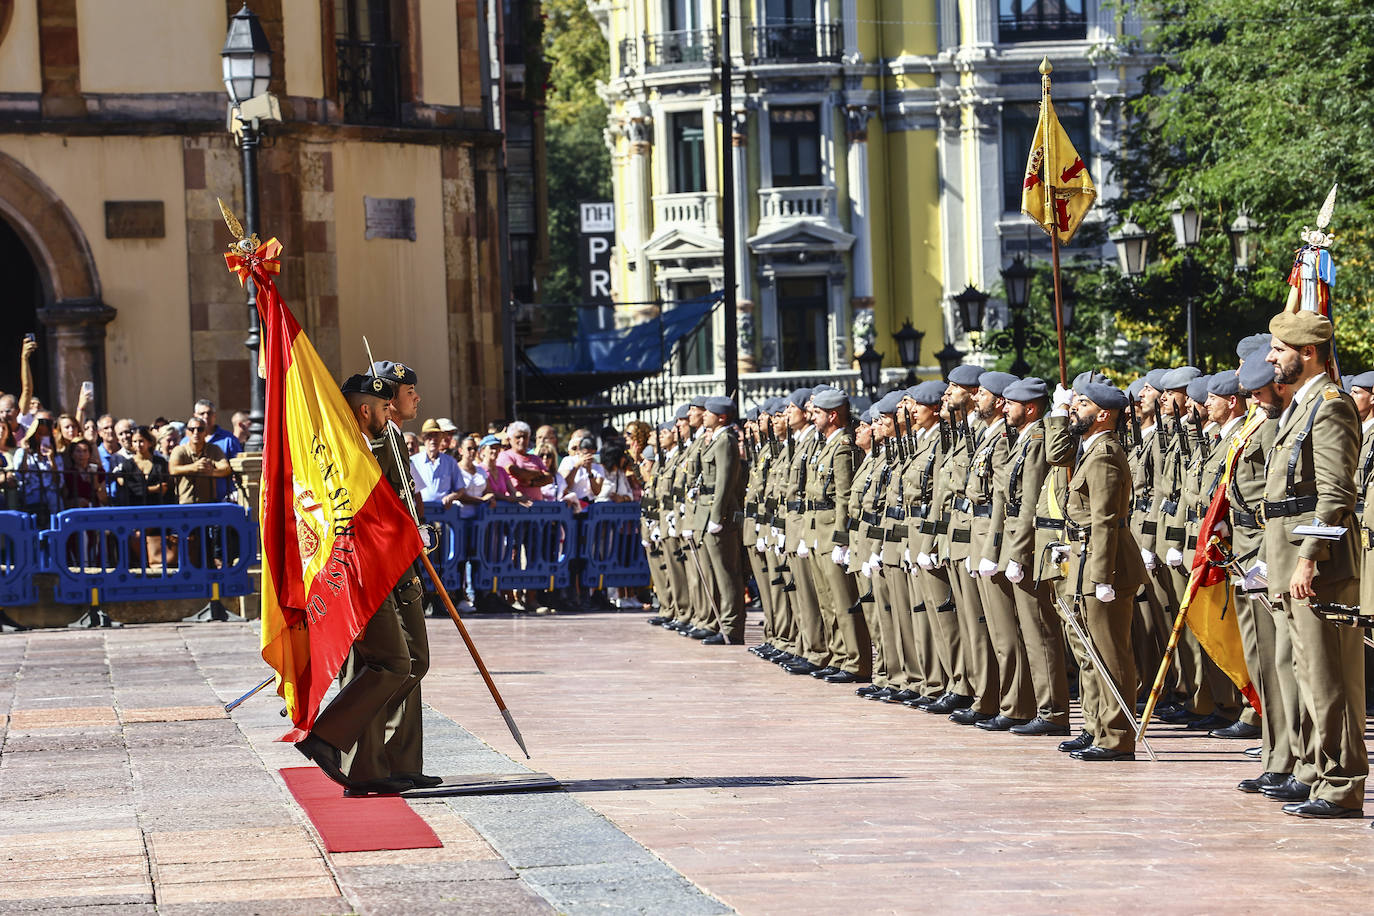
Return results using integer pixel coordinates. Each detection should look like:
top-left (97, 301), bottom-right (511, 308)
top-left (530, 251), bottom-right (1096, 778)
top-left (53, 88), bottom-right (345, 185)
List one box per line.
top-left (699, 425), bottom-right (742, 527)
top-left (783, 427), bottom-right (819, 552)
top-left (1066, 431), bottom-right (1146, 597)
top-left (1032, 414), bottom-right (1075, 582)
top-left (804, 427), bottom-right (858, 550)
top-left (968, 419), bottom-right (1012, 565)
top-left (903, 425), bottom-right (943, 557)
top-left (997, 418), bottom-right (1049, 570)
top-left (846, 448), bottom-right (879, 572)
top-left (1224, 413), bottom-right (1272, 564)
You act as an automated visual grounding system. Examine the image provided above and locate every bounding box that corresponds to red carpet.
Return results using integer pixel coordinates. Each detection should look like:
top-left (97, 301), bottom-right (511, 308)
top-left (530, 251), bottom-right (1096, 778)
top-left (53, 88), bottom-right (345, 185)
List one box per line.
top-left (280, 767), bottom-right (443, 853)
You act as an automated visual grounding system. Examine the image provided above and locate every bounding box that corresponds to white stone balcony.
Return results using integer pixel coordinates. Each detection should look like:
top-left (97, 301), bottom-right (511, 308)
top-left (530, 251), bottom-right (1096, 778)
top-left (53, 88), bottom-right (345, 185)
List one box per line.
top-left (652, 192), bottom-right (720, 235)
top-left (757, 186), bottom-right (839, 231)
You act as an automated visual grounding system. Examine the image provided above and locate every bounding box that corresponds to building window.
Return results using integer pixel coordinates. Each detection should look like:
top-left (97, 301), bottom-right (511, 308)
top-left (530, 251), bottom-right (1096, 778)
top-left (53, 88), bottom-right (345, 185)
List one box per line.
top-left (769, 106), bottom-right (821, 187)
top-left (674, 281), bottom-right (714, 375)
top-left (777, 276), bottom-right (828, 372)
top-left (998, 0), bottom-right (1087, 44)
top-left (670, 113), bottom-right (706, 194)
top-left (1001, 100), bottom-right (1090, 214)
top-left (335, 0), bottom-right (402, 125)
top-left (510, 235), bottom-right (534, 302)
top-left (754, 0), bottom-right (839, 61)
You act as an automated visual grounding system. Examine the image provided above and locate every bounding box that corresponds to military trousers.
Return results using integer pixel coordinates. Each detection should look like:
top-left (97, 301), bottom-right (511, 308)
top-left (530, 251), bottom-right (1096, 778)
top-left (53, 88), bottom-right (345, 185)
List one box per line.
top-left (886, 563), bottom-right (925, 691)
top-left (790, 547), bottom-right (829, 666)
top-left (866, 565), bottom-right (898, 688)
top-left (1079, 590), bottom-right (1137, 754)
top-left (950, 559), bottom-right (998, 715)
top-left (810, 544), bottom-right (870, 678)
top-left (1235, 589), bottom-right (1298, 775)
top-left (702, 524), bottom-right (744, 640)
top-left (908, 567), bottom-right (948, 698)
top-left (918, 565), bottom-right (965, 698)
top-left (977, 572), bottom-right (1036, 720)
top-left (318, 572), bottom-right (428, 782)
top-left (1011, 576), bottom-right (1070, 726)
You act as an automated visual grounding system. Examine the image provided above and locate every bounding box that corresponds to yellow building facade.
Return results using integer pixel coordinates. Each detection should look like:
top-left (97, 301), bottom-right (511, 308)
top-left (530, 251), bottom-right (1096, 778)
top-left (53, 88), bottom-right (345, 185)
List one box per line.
top-left (0, 0), bottom-right (514, 429)
top-left (591, 0), bottom-right (1143, 394)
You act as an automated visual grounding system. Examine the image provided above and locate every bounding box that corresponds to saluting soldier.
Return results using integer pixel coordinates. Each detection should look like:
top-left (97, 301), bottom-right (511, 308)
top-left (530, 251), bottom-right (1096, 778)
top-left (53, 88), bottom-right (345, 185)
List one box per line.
top-left (1231, 356), bottom-right (1302, 797)
top-left (693, 397), bottom-right (744, 644)
top-left (942, 366), bottom-right (999, 725)
top-left (1063, 382), bottom-right (1148, 761)
top-left (967, 371), bottom-right (1036, 730)
top-left (998, 377), bottom-right (1071, 736)
top-left (1261, 310), bottom-right (1366, 819)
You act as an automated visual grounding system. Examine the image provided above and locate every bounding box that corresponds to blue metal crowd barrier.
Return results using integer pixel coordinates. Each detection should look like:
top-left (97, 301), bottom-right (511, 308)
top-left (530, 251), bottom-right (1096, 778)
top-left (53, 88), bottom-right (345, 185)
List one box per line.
top-left (0, 511), bottom-right (39, 606)
top-left (578, 502), bottom-right (651, 589)
top-left (470, 501), bottom-right (577, 591)
top-left (39, 504), bottom-right (256, 604)
top-left (422, 501), bottom-right (472, 593)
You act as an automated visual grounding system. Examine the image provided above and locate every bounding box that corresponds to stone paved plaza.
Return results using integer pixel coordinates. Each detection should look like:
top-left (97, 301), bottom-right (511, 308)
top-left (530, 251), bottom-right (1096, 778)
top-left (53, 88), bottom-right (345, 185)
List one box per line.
top-left (0, 609), bottom-right (1371, 914)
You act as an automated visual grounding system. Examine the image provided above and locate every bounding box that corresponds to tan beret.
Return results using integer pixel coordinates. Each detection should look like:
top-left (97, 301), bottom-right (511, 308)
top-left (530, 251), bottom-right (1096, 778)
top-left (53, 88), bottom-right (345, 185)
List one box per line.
top-left (1269, 310), bottom-right (1333, 347)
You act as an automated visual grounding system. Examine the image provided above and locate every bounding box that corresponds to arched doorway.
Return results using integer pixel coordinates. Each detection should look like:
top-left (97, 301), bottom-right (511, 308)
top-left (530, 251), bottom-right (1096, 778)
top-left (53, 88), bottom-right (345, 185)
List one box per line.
top-left (0, 215), bottom-right (44, 398)
top-left (0, 151), bottom-right (112, 414)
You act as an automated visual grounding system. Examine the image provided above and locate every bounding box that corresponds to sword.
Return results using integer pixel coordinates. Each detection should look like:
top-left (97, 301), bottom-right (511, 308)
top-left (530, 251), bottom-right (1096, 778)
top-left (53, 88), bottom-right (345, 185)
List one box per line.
top-left (682, 532), bottom-right (724, 633)
top-left (224, 675), bottom-right (275, 712)
top-left (1056, 593), bottom-right (1158, 761)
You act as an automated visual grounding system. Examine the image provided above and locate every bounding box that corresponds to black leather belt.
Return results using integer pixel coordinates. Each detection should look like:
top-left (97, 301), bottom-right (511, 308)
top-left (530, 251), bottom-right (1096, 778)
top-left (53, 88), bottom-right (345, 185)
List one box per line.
top-left (1186, 536), bottom-right (1198, 550)
top-left (786, 499), bottom-right (804, 512)
top-left (920, 519), bottom-right (949, 536)
top-left (1134, 496), bottom-right (1152, 513)
top-left (971, 504), bottom-right (992, 519)
top-left (832, 531), bottom-right (850, 546)
top-left (1262, 495), bottom-right (1318, 520)
top-left (1186, 508), bottom-right (1200, 524)
top-left (885, 506), bottom-right (905, 520)
top-left (952, 529), bottom-right (971, 544)
top-left (866, 525), bottom-right (886, 540)
top-left (907, 504), bottom-right (930, 519)
top-left (1233, 509), bottom-right (1260, 529)
top-left (743, 501), bottom-right (756, 515)
top-left (1165, 525), bottom-right (1186, 542)
top-left (1161, 498), bottom-right (1179, 515)
top-left (952, 497), bottom-right (973, 514)
top-left (845, 519), bottom-right (860, 532)
top-left (1141, 520), bottom-right (1158, 536)
top-left (861, 510), bottom-right (881, 525)
top-left (1067, 522), bottom-right (1090, 542)
top-left (885, 525), bottom-right (909, 541)
top-left (808, 499), bottom-right (834, 511)
top-left (699, 485), bottom-right (715, 495)
top-left (1035, 517), bottom-right (1066, 531)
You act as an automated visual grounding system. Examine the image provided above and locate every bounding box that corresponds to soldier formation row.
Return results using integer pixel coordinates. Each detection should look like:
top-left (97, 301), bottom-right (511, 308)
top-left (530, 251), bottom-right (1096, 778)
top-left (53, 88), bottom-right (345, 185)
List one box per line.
top-left (639, 309), bottom-right (1372, 821)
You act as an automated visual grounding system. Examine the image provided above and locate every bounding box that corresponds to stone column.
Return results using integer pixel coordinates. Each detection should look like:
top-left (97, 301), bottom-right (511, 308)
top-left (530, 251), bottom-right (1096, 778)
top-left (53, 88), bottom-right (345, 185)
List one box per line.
top-left (846, 106), bottom-right (875, 364)
top-left (730, 109), bottom-right (755, 373)
top-left (37, 300), bottom-right (116, 414)
top-left (626, 111), bottom-right (654, 303)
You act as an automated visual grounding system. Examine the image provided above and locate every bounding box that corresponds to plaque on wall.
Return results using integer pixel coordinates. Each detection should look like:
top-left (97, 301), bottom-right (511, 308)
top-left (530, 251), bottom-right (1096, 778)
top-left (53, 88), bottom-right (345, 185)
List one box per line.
top-left (105, 201), bottom-right (165, 239)
top-left (364, 196), bottom-right (417, 241)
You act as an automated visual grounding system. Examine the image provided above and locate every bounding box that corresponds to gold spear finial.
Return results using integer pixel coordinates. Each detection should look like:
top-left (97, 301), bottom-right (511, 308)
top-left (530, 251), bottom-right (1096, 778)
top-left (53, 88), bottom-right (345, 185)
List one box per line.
top-left (1316, 183), bottom-right (1338, 231)
top-left (217, 197), bottom-right (245, 241)
top-left (1039, 57), bottom-right (1052, 75)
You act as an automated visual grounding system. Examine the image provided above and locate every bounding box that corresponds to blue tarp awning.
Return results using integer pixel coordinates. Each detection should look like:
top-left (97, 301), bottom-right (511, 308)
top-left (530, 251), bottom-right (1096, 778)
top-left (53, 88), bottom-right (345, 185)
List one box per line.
top-left (522, 295), bottom-right (718, 376)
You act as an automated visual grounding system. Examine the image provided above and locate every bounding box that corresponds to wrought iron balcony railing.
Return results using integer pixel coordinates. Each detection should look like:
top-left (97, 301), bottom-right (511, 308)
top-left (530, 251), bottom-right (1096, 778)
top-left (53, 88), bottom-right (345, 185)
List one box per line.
top-left (335, 39), bottom-right (401, 125)
top-left (997, 12), bottom-right (1088, 43)
top-left (645, 29), bottom-right (717, 70)
top-left (750, 22), bottom-right (842, 63)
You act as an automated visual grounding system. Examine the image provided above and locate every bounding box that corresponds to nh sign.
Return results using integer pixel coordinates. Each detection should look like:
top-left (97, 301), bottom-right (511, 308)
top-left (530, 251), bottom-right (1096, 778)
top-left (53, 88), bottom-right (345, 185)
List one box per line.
top-left (579, 202), bottom-right (615, 303)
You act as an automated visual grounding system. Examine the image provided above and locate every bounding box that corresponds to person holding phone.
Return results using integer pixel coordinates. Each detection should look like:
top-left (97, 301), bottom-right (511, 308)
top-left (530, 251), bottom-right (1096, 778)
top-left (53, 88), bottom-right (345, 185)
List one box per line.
top-left (11, 417), bottom-right (62, 523)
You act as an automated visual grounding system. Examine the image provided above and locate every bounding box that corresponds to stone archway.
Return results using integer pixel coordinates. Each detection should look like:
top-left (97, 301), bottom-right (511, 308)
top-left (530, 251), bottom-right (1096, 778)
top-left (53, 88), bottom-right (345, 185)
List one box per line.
top-left (0, 150), bottom-right (114, 413)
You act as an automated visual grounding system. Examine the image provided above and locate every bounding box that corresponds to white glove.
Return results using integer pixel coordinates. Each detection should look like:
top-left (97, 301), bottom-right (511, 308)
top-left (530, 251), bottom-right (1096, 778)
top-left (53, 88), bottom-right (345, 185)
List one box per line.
top-left (641, 539), bottom-right (650, 549)
top-left (1050, 545), bottom-right (1069, 565)
top-left (916, 552), bottom-right (935, 570)
top-left (812, 538), bottom-right (821, 554)
top-left (840, 547), bottom-right (850, 566)
top-left (831, 545), bottom-right (845, 565)
top-left (1242, 560), bottom-right (1269, 592)
top-left (682, 529), bottom-right (694, 542)
top-left (796, 540), bottom-right (810, 558)
top-left (754, 522), bottom-right (762, 534)
top-left (667, 519), bottom-right (677, 537)
top-left (963, 556), bottom-right (973, 575)
top-left (754, 536), bottom-right (766, 553)
top-left (707, 520), bottom-right (723, 535)
top-left (1095, 582), bottom-right (1116, 602)
top-left (1212, 519), bottom-right (1230, 539)
top-left (650, 525), bottom-right (661, 543)
top-left (868, 552), bottom-right (882, 570)
top-left (1006, 560), bottom-right (1024, 584)
top-left (861, 560), bottom-right (874, 578)
top-left (773, 544), bottom-right (784, 559)
top-left (1052, 384), bottom-right (1073, 411)
top-left (770, 526), bottom-right (782, 544)
top-left (1166, 547), bottom-right (1184, 568)
top-left (978, 557), bottom-right (998, 578)
top-left (903, 548), bottom-right (912, 566)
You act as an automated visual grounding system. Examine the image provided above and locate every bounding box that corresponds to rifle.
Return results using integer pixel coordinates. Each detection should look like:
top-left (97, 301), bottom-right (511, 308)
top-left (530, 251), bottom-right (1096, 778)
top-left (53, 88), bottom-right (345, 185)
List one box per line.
top-left (894, 408), bottom-right (908, 460)
top-left (1173, 411), bottom-right (1191, 463)
top-left (1127, 394), bottom-right (1142, 452)
top-left (1190, 405), bottom-right (1207, 460)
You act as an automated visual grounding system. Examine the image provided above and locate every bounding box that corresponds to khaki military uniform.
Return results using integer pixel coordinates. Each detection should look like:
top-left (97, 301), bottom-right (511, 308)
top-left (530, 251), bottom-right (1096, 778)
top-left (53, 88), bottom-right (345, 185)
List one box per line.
top-left (943, 418), bottom-right (998, 716)
top-left (699, 424), bottom-right (744, 640)
top-left (876, 437), bottom-right (918, 692)
top-left (1127, 425), bottom-right (1175, 698)
top-left (902, 425), bottom-right (948, 698)
top-left (743, 437), bottom-right (778, 642)
top-left (784, 427), bottom-right (828, 666)
top-left (1263, 376), bottom-right (1367, 809)
top-left (923, 422), bottom-right (967, 697)
top-left (806, 427), bottom-right (870, 677)
top-left (849, 445), bottom-right (892, 686)
top-left (764, 436), bottom-right (798, 652)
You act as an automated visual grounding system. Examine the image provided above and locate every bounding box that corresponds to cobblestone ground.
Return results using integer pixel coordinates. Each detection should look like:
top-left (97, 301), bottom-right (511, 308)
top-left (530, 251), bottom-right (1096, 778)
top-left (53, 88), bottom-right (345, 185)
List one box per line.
top-left (0, 610), bottom-right (1370, 914)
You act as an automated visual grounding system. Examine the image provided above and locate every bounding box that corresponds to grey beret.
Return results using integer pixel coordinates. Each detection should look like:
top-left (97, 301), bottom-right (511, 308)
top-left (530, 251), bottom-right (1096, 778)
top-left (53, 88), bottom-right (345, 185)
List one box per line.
top-left (674, 404), bottom-right (690, 420)
top-left (812, 388), bottom-right (850, 410)
top-left (1003, 377), bottom-right (1050, 402)
top-left (875, 391), bottom-right (903, 415)
top-left (1144, 368), bottom-right (1170, 390)
top-left (1126, 378), bottom-right (1146, 399)
top-left (850, 395), bottom-right (873, 415)
top-left (1236, 332), bottom-right (1272, 361)
top-left (1237, 358), bottom-right (1278, 393)
top-left (1206, 370), bottom-right (1241, 398)
top-left (370, 360), bottom-right (417, 386)
top-left (787, 387), bottom-right (813, 409)
top-left (703, 396), bottom-right (736, 416)
top-left (1080, 381), bottom-right (1128, 411)
top-left (657, 421), bottom-right (674, 432)
top-left (745, 407), bottom-right (759, 422)
top-left (860, 407), bottom-right (875, 424)
top-left (688, 395), bottom-right (706, 409)
top-left (979, 371), bottom-right (1019, 397)
top-left (1072, 370), bottom-right (1108, 391)
top-left (1347, 370), bottom-right (1374, 391)
top-left (1186, 375), bottom-right (1212, 405)
top-left (911, 380), bottom-right (947, 406)
top-left (1159, 366), bottom-right (1201, 391)
top-left (948, 364), bottom-right (984, 387)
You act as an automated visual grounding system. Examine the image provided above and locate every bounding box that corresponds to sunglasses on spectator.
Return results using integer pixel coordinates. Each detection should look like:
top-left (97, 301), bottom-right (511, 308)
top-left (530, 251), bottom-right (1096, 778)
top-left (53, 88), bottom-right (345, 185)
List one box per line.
top-left (186, 425), bottom-right (205, 432)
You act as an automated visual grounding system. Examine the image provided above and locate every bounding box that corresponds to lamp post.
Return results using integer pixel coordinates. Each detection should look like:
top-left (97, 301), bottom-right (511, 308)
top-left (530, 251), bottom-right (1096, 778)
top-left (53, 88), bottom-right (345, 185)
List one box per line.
top-left (1166, 199), bottom-right (1201, 365)
top-left (1228, 209), bottom-right (1262, 272)
top-left (893, 319), bottom-right (925, 383)
top-left (857, 347), bottom-right (883, 397)
top-left (1109, 213), bottom-right (1150, 279)
top-left (1000, 255), bottom-right (1034, 376)
top-left (952, 284), bottom-right (989, 354)
top-left (221, 3), bottom-right (272, 452)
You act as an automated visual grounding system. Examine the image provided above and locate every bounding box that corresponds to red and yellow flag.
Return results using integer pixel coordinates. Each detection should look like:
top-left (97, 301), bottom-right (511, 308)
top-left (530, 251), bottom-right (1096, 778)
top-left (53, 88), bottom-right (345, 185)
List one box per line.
top-left (1021, 95), bottom-right (1097, 244)
top-left (231, 240), bottom-right (423, 741)
top-left (1178, 412), bottom-right (1266, 714)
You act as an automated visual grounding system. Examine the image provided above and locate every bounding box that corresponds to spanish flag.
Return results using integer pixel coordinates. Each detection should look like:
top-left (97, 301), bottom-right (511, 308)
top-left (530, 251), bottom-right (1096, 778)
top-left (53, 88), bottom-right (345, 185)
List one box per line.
top-left (228, 239), bottom-right (423, 741)
top-left (1177, 412), bottom-right (1265, 714)
top-left (1021, 95), bottom-right (1097, 244)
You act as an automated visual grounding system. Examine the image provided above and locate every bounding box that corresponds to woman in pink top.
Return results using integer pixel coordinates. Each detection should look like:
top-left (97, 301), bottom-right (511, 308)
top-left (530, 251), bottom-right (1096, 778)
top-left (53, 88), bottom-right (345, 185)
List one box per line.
top-left (496, 421), bottom-right (552, 500)
top-left (476, 435), bottom-right (525, 502)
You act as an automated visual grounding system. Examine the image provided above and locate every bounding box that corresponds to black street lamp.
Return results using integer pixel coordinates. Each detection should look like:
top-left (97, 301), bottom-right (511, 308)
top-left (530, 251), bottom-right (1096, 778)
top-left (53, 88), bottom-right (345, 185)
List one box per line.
top-left (857, 348), bottom-right (883, 397)
top-left (1229, 208), bottom-right (1262, 272)
top-left (893, 320), bottom-right (925, 377)
top-left (952, 284), bottom-right (989, 355)
top-left (1167, 199), bottom-right (1201, 365)
top-left (222, 3), bottom-right (271, 452)
top-left (999, 256), bottom-right (1037, 376)
top-left (935, 341), bottom-right (965, 379)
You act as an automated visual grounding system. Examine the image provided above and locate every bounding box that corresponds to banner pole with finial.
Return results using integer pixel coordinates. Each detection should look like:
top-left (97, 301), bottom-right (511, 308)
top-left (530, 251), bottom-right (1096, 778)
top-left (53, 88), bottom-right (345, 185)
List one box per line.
top-left (1040, 57), bottom-right (1070, 389)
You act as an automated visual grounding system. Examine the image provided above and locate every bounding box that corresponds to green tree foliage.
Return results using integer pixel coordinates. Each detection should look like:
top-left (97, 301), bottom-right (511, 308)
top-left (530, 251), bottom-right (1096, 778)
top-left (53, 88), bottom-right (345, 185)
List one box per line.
top-left (1100, 0), bottom-right (1374, 372)
top-left (543, 0), bottom-right (612, 305)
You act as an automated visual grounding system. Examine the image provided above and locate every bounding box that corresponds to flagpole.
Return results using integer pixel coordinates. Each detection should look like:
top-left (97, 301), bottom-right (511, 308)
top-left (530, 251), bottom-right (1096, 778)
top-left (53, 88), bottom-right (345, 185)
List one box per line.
top-left (1041, 57), bottom-right (1069, 389)
top-left (363, 336), bottom-right (531, 759)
